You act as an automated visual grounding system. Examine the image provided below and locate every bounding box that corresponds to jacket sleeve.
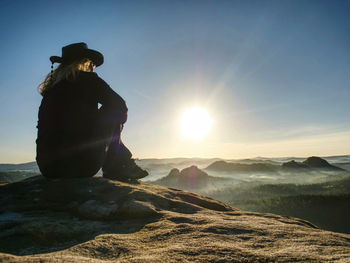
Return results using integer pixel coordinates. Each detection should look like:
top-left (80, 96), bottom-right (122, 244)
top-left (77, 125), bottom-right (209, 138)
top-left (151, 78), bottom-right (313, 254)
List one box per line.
top-left (92, 73), bottom-right (128, 123)
top-left (96, 77), bottom-right (127, 112)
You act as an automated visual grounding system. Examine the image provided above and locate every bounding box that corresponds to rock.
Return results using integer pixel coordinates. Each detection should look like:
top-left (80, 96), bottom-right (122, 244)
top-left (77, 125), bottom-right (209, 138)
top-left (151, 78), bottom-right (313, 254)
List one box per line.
top-left (153, 166), bottom-right (210, 190)
top-left (78, 200), bottom-right (119, 220)
top-left (152, 165), bottom-right (231, 192)
top-left (119, 199), bottom-right (158, 218)
top-left (303, 156), bottom-right (343, 170)
top-left (0, 175), bottom-right (349, 262)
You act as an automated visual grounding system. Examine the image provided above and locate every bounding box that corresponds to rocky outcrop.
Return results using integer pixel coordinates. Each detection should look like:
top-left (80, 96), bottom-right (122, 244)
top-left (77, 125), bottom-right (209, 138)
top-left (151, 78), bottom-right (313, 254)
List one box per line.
top-left (153, 166), bottom-right (210, 189)
top-left (1, 175), bottom-right (350, 262)
top-left (152, 166), bottom-right (232, 192)
top-left (303, 156), bottom-right (343, 170)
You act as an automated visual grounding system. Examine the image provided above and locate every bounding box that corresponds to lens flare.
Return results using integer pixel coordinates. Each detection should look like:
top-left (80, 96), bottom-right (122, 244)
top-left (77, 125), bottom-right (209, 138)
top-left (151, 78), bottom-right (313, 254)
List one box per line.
top-left (181, 107), bottom-right (213, 140)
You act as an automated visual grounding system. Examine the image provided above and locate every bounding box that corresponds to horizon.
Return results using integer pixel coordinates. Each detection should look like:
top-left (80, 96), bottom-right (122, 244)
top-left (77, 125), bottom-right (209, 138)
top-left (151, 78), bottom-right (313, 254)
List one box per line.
top-left (2, 153), bottom-right (350, 165)
top-left (1, 0), bottom-right (350, 163)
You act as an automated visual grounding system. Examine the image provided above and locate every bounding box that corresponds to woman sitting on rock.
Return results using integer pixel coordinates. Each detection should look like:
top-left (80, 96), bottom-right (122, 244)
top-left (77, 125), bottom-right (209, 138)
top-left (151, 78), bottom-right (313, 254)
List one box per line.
top-left (36, 42), bottom-right (148, 180)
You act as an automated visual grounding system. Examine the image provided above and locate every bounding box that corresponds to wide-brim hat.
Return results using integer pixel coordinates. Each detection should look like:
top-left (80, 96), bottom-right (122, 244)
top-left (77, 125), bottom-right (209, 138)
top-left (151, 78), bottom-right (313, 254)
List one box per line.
top-left (50, 42), bottom-right (104, 67)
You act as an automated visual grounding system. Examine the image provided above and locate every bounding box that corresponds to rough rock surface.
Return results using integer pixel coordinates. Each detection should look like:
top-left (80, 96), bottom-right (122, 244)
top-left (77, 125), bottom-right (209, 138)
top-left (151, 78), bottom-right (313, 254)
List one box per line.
top-left (0, 175), bottom-right (350, 262)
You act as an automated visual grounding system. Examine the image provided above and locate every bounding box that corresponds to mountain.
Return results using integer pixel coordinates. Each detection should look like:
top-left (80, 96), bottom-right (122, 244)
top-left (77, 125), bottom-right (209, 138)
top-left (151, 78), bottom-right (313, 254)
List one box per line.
top-left (1, 176), bottom-right (349, 262)
top-left (206, 156), bottom-right (343, 173)
top-left (282, 157), bottom-right (343, 171)
top-left (303, 156), bottom-right (343, 170)
top-left (0, 161), bottom-right (39, 172)
top-left (205, 160), bottom-right (278, 173)
top-left (282, 160), bottom-right (309, 169)
top-left (152, 165), bottom-right (230, 191)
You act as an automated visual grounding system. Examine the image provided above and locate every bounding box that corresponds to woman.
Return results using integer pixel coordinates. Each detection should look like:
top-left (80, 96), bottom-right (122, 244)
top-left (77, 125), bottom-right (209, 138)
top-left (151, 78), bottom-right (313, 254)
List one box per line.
top-left (36, 42), bottom-right (148, 180)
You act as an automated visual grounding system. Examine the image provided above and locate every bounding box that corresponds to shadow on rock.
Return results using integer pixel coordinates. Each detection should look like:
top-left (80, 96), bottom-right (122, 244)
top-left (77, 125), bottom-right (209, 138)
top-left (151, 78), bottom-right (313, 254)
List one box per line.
top-left (0, 176), bottom-right (161, 255)
top-left (0, 175), bottom-right (231, 256)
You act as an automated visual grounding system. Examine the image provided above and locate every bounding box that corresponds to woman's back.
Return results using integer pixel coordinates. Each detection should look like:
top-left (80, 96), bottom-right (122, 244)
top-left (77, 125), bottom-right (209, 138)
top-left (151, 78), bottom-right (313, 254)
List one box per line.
top-left (37, 72), bottom-right (100, 146)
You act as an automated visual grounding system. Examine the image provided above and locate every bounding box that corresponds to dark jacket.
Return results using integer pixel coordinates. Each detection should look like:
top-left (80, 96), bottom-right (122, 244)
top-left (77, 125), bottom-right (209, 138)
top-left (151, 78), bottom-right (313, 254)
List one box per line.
top-left (36, 71), bottom-right (127, 159)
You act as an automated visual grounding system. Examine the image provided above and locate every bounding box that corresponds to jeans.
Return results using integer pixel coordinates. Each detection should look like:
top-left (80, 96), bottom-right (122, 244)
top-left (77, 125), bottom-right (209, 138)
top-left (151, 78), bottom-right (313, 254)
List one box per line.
top-left (36, 106), bottom-right (131, 178)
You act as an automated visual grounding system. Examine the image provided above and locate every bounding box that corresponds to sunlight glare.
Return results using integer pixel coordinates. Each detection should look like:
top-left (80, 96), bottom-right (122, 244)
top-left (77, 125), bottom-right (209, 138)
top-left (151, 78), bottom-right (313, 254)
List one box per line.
top-left (181, 107), bottom-right (213, 140)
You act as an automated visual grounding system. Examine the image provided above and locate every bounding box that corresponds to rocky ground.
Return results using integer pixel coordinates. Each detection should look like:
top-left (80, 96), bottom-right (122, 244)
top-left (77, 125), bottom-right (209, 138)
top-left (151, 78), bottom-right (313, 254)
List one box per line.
top-left (0, 176), bottom-right (350, 262)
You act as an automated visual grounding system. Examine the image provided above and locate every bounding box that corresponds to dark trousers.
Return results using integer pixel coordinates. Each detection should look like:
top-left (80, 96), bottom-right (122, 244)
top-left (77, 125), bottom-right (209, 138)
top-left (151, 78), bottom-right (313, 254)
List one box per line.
top-left (36, 106), bottom-right (131, 178)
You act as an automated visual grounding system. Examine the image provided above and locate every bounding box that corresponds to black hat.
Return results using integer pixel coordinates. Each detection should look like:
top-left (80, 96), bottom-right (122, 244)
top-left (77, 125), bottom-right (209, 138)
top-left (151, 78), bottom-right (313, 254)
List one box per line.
top-left (50, 42), bottom-right (104, 67)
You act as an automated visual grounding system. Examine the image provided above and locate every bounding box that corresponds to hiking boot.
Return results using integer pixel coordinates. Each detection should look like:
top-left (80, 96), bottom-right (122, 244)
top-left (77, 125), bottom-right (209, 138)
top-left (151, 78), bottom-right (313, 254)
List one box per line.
top-left (103, 159), bottom-right (148, 181)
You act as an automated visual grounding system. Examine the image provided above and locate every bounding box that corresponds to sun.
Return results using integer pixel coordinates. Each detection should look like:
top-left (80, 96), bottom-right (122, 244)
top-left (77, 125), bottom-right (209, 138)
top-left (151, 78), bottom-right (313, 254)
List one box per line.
top-left (181, 107), bottom-right (213, 140)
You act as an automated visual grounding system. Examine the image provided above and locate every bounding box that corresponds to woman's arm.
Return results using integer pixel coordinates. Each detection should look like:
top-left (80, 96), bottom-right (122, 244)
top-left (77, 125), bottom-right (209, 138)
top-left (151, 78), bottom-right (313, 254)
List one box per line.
top-left (92, 73), bottom-right (128, 123)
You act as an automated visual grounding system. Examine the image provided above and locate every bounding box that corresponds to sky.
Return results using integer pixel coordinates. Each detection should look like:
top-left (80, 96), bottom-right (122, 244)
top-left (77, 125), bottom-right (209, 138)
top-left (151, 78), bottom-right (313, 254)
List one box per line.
top-left (0, 0), bottom-right (349, 163)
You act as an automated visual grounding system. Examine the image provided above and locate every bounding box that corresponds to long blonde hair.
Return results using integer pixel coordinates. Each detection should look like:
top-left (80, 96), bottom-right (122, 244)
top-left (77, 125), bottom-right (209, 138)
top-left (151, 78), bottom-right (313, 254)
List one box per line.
top-left (39, 58), bottom-right (95, 95)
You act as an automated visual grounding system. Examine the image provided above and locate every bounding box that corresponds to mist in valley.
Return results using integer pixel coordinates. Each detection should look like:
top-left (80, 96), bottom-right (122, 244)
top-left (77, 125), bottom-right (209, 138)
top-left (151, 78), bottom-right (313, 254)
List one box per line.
top-left (143, 156), bottom-right (350, 234)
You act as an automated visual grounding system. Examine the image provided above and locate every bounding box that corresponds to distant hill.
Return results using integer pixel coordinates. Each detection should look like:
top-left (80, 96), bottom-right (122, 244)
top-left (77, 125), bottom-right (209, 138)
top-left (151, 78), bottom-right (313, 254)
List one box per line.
top-left (282, 157), bottom-right (343, 171)
top-left (0, 156), bottom-right (347, 184)
top-left (282, 160), bottom-right (309, 169)
top-left (0, 161), bottom-right (39, 172)
top-left (1, 155), bottom-right (347, 174)
top-left (206, 156), bottom-right (343, 173)
top-left (302, 156), bottom-right (343, 170)
top-left (152, 165), bottom-right (231, 191)
top-left (205, 160), bottom-right (278, 173)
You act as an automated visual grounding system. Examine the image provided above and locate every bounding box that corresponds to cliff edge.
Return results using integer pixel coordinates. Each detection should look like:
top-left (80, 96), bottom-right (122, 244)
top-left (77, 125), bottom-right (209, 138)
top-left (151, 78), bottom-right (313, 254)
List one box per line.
top-left (0, 175), bottom-right (349, 262)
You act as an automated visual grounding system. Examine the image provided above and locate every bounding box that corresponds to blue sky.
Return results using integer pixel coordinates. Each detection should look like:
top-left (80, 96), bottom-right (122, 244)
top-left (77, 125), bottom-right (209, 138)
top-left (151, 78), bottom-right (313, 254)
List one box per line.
top-left (0, 0), bottom-right (349, 163)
